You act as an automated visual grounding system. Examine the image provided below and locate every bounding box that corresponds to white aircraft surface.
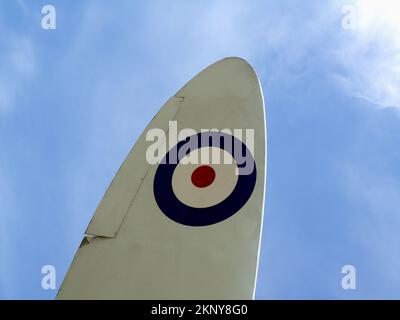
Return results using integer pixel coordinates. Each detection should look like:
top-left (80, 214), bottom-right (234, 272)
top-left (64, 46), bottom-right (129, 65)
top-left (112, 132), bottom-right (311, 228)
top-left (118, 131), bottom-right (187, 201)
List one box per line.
top-left (57, 57), bottom-right (266, 299)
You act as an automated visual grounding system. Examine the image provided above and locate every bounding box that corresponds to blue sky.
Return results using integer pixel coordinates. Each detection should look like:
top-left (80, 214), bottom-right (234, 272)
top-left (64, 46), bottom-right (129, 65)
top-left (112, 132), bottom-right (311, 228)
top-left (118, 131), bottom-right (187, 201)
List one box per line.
top-left (1, 0), bottom-right (400, 299)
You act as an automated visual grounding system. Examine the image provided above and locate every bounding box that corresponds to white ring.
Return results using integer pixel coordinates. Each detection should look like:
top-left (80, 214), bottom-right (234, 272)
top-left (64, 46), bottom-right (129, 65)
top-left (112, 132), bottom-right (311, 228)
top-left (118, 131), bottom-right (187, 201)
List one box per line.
top-left (171, 147), bottom-right (238, 208)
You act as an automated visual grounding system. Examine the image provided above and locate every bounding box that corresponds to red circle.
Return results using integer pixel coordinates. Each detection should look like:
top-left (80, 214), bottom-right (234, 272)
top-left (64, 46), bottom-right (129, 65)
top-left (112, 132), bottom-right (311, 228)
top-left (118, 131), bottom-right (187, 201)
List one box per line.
top-left (191, 165), bottom-right (216, 188)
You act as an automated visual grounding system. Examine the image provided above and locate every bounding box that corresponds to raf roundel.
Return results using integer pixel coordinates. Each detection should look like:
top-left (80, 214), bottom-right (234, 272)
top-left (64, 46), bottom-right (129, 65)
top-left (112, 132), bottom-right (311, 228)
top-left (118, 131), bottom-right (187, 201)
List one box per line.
top-left (153, 132), bottom-right (257, 227)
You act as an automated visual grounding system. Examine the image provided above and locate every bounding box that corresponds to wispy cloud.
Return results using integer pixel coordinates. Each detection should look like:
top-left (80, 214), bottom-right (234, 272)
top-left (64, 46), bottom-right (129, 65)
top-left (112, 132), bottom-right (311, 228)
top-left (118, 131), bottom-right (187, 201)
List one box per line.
top-left (333, 0), bottom-right (400, 108)
top-left (0, 32), bottom-right (36, 113)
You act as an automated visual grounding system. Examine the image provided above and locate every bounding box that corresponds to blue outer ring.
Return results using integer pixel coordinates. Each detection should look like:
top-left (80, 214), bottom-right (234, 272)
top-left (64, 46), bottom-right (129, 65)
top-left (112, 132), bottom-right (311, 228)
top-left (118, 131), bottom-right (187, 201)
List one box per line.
top-left (153, 132), bottom-right (257, 227)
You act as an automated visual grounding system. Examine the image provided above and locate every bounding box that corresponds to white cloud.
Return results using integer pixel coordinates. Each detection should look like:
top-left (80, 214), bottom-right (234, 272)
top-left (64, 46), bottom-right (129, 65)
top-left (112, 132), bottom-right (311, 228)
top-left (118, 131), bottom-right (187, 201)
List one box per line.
top-left (334, 0), bottom-right (400, 108)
